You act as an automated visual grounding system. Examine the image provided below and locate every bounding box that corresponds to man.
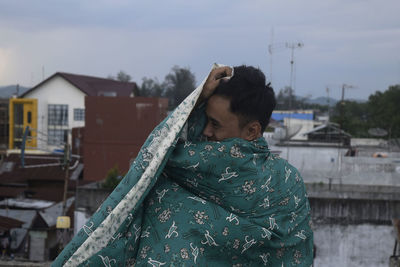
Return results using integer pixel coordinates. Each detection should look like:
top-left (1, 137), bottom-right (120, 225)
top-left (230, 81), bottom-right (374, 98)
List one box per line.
top-left (54, 65), bottom-right (313, 267)
top-left (133, 65), bottom-right (313, 266)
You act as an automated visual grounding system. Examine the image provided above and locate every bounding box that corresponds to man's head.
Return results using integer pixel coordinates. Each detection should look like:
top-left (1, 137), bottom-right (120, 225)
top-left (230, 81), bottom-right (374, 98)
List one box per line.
top-left (202, 65), bottom-right (276, 141)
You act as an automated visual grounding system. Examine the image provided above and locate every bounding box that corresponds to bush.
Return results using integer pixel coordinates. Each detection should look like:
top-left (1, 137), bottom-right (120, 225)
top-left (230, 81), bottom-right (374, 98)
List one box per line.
top-left (102, 165), bottom-right (123, 189)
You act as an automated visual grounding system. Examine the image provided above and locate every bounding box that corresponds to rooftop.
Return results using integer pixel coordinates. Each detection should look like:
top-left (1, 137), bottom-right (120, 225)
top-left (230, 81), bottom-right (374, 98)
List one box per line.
top-left (21, 72), bottom-right (139, 97)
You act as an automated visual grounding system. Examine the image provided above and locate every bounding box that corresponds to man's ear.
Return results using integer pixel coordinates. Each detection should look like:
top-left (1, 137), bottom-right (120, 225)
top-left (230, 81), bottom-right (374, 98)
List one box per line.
top-left (244, 121), bottom-right (262, 141)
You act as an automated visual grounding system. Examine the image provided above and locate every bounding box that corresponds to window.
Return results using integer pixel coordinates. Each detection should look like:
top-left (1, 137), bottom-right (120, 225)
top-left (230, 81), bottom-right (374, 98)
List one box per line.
top-left (48, 104), bottom-right (68, 126)
top-left (48, 104), bottom-right (68, 145)
top-left (74, 108), bottom-right (85, 121)
top-left (98, 91), bottom-right (117, 97)
top-left (48, 129), bottom-right (68, 146)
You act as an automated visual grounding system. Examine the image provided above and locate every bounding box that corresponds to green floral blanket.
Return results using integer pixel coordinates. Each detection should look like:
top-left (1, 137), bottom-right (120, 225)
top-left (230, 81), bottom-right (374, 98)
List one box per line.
top-left (53, 65), bottom-right (313, 267)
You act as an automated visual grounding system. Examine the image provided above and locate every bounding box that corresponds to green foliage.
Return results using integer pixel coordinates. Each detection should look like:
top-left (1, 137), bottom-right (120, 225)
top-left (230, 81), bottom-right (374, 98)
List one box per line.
top-left (139, 77), bottom-right (164, 97)
top-left (102, 165), bottom-right (122, 189)
top-left (275, 86), bottom-right (329, 111)
top-left (331, 100), bottom-right (370, 137)
top-left (368, 85), bottom-right (400, 138)
top-left (276, 87), bottom-right (302, 109)
top-left (274, 84), bottom-right (400, 139)
top-left (108, 70), bottom-right (132, 82)
top-left (137, 66), bottom-right (196, 110)
top-left (164, 66), bottom-right (196, 109)
top-left (117, 71), bottom-right (132, 82)
top-left (331, 84), bottom-right (400, 138)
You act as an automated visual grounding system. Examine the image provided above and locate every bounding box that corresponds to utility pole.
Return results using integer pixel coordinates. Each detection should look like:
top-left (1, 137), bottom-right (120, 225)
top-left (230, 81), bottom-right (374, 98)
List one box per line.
top-left (62, 141), bottom-right (70, 216)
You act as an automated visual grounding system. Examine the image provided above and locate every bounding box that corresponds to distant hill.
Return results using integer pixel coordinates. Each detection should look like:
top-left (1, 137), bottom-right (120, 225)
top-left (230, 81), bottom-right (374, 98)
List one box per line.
top-left (0, 85), bottom-right (30, 98)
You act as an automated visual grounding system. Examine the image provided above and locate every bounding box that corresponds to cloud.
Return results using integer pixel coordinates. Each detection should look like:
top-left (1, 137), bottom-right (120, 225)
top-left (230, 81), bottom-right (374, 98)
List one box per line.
top-left (0, 0), bottom-right (399, 99)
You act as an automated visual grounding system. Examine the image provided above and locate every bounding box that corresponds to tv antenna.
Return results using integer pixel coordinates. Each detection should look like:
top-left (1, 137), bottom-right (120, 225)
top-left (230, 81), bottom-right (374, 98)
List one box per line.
top-left (286, 42), bottom-right (303, 109)
top-left (268, 41), bottom-right (303, 108)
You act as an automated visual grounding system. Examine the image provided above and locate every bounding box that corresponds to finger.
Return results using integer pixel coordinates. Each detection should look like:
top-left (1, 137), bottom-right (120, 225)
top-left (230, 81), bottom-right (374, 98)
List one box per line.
top-left (210, 67), bottom-right (232, 80)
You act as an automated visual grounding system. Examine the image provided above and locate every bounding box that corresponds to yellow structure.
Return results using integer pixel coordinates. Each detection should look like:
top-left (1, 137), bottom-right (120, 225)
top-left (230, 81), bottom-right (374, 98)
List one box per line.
top-left (9, 98), bottom-right (38, 149)
top-left (56, 216), bottom-right (71, 229)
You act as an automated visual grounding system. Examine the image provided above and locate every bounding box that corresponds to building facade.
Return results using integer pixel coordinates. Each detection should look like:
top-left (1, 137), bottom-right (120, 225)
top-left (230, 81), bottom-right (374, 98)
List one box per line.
top-left (19, 72), bottom-right (138, 153)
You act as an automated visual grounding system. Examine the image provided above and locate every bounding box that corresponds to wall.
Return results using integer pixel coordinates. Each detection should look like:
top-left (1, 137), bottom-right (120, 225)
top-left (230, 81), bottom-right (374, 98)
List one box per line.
top-left (84, 96), bottom-right (168, 181)
top-left (74, 182), bottom-right (112, 234)
top-left (272, 143), bottom-right (400, 266)
top-left (313, 224), bottom-right (394, 267)
top-left (270, 145), bottom-right (346, 174)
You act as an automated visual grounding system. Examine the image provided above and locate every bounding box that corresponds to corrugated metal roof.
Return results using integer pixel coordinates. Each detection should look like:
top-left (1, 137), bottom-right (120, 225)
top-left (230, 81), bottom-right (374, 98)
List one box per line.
top-left (21, 72), bottom-right (138, 97)
top-left (272, 110), bottom-right (314, 121)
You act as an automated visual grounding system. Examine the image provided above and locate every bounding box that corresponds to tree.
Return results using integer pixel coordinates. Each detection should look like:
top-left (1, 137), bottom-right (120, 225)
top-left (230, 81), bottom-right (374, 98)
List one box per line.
top-left (330, 84), bottom-right (400, 139)
top-left (117, 71), bottom-right (132, 82)
top-left (139, 77), bottom-right (164, 97)
top-left (331, 100), bottom-right (370, 137)
top-left (275, 86), bottom-right (320, 110)
top-left (108, 70), bottom-right (132, 82)
top-left (163, 66), bottom-right (196, 109)
top-left (367, 85), bottom-right (400, 139)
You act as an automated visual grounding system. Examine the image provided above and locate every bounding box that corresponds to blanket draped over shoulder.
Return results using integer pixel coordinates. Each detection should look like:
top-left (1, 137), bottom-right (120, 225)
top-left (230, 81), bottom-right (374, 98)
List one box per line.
top-left (53, 65), bottom-right (313, 267)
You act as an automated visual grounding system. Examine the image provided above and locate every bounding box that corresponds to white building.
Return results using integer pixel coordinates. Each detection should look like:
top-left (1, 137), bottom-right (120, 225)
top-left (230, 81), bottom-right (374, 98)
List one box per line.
top-left (21, 72), bottom-right (138, 152)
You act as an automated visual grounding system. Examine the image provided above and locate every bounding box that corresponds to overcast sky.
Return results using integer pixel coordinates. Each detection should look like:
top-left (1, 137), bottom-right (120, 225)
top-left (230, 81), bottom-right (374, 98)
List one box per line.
top-left (0, 0), bottom-right (399, 100)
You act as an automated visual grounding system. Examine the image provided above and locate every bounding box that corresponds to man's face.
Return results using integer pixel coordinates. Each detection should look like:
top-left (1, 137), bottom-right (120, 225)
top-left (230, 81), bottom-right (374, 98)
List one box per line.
top-left (202, 95), bottom-right (248, 141)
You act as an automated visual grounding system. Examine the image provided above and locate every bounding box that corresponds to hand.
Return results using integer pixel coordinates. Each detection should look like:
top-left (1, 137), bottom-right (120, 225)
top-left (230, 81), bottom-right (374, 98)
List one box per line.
top-left (198, 66), bottom-right (233, 103)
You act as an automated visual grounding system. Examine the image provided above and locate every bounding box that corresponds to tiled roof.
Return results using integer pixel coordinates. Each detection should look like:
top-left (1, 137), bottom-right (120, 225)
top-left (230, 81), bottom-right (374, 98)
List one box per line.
top-left (21, 72), bottom-right (139, 97)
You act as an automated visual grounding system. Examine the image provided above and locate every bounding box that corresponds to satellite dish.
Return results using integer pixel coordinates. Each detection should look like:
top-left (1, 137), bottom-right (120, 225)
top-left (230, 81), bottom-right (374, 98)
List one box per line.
top-left (368, 128), bottom-right (388, 137)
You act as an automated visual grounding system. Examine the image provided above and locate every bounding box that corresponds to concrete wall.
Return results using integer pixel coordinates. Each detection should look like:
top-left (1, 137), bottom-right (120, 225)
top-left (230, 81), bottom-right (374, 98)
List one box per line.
top-left (351, 138), bottom-right (387, 147)
top-left (270, 145), bottom-right (345, 174)
top-left (74, 183), bottom-right (112, 235)
top-left (75, 183), bottom-right (112, 215)
top-left (271, 145), bottom-right (400, 181)
top-left (313, 224), bottom-right (394, 267)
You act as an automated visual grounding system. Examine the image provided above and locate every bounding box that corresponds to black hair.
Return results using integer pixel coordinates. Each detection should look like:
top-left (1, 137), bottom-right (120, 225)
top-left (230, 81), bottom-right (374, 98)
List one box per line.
top-left (213, 65), bottom-right (276, 132)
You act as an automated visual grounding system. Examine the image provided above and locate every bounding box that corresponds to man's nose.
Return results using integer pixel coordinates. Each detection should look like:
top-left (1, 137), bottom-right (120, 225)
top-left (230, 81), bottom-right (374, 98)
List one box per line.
top-left (202, 122), bottom-right (213, 137)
